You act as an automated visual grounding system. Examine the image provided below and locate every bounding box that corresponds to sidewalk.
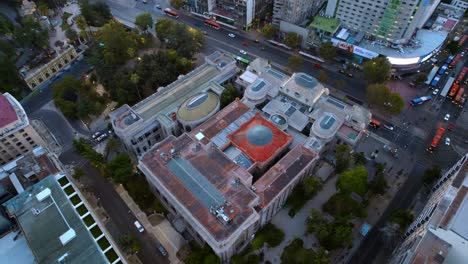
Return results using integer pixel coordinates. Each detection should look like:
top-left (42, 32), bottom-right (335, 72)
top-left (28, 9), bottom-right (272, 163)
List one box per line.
top-left (31, 119), bottom-right (62, 155)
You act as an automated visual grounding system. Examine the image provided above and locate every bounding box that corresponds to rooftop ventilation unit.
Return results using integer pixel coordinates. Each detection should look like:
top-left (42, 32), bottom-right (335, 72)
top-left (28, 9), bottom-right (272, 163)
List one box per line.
top-left (59, 229), bottom-right (76, 246)
top-left (36, 188), bottom-right (51, 202)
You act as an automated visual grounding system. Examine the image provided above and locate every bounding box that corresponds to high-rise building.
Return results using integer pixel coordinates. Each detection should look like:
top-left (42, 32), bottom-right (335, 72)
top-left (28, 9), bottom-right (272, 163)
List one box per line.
top-left (326, 0), bottom-right (441, 44)
top-left (0, 93), bottom-right (46, 165)
top-left (389, 153), bottom-right (468, 264)
top-left (273, 0), bottom-right (325, 25)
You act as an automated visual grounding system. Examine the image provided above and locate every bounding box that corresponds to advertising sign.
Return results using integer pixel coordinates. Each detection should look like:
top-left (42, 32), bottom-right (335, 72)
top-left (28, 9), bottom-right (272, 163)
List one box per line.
top-left (331, 38), bottom-right (378, 59)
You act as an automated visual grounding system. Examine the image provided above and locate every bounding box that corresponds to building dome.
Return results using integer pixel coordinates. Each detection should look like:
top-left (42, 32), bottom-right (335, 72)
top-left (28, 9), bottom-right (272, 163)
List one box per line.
top-left (177, 92), bottom-right (220, 123)
top-left (247, 125), bottom-right (273, 146)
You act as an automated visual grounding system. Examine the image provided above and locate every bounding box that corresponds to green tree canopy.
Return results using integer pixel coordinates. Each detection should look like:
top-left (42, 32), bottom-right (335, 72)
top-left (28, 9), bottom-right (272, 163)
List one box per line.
top-left (422, 165), bottom-right (442, 185)
top-left (96, 20), bottom-right (139, 65)
top-left (261, 24), bottom-right (278, 39)
top-left (155, 19), bottom-right (206, 58)
top-left (107, 153), bottom-right (133, 184)
top-left (281, 238), bottom-right (329, 264)
top-left (366, 83), bottom-right (405, 114)
top-left (118, 234), bottom-right (141, 254)
top-left (316, 70), bottom-right (329, 84)
top-left (303, 177), bottom-right (324, 197)
top-left (335, 144), bottom-right (350, 173)
top-left (414, 72), bottom-right (428, 85)
top-left (170, 0), bottom-right (184, 9)
top-left (0, 52), bottom-right (24, 96)
top-left (14, 17), bottom-right (49, 49)
top-left (319, 42), bottom-right (337, 61)
top-left (389, 209), bottom-right (414, 232)
top-left (307, 209), bottom-right (353, 250)
top-left (79, 0), bottom-right (113, 27)
top-left (337, 165), bottom-right (368, 196)
top-left (135, 13), bottom-right (153, 32)
top-left (284, 32), bottom-right (301, 48)
top-left (445, 41), bottom-right (460, 55)
top-left (220, 83), bottom-right (238, 108)
top-left (65, 28), bottom-right (79, 42)
top-left (251, 223), bottom-right (285, 249)
top-left (288, 54), bottom-right (303, 72)
top-left (363, 57), bottom-right (391, 83)
top-left (0, 13), bottom-right (14, 35)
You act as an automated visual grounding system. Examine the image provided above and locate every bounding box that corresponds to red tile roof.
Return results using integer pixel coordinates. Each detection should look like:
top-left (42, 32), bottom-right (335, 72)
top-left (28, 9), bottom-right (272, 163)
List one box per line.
top-left (227, 113), bottom-right (292, 163)
top-left (0, 94), bottom-right (18, 129)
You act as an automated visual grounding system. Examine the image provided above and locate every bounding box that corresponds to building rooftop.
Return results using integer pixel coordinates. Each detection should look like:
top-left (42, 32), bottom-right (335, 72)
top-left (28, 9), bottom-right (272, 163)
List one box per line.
top-left (253, 145), bottom-right (317, 209)
top-left (177, 92), bottom-right (220, 122)
top-left (262, 97), bottom-right (310, 132)
top-left (0, 93), bottom-right (19, 130)
top-left (227, 113), bottom-right (292, 163)
top-left (308, 16), bottom-right (341, 34)
top-left (3, 176), bottom-right (108, 264)
top-left (0, 230), bottom-right (34, 264)
top-left (280, 73), bottom-right (327, 106)
top-left (139, 134), bottom-right (258, 241)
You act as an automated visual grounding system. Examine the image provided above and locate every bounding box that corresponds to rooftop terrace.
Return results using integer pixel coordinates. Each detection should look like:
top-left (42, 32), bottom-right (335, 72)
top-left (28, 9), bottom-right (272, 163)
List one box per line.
top-left (308, 16), bottom-right (341, 34)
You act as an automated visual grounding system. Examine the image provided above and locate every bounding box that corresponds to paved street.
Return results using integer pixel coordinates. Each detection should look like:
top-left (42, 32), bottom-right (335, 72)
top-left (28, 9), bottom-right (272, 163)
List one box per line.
top-left (60, 150), bottom-right (169, 264)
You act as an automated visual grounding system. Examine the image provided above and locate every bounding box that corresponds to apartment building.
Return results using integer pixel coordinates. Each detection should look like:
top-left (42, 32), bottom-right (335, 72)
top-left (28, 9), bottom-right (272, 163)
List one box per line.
top-left (0, 93), bottom-right (46, 165)
top-left (326, 0), bottom-right (441, 44)
top-left (273, 0), bottom-right (325, 25)
top-left (389, 153), bottom-right (468, 264)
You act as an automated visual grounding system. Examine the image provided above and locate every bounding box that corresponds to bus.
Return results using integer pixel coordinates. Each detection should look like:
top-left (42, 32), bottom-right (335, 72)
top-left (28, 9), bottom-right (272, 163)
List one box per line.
top-left (425, 66), bottom-right (440, 85)
top-left (267, 40), bottom-right (292, 50)
top-left (459, 35), bottom-right (468, 46)
top-left (448, 54), bottom-right (462, 69)
top-left (438, 63), bottom-right (449, 74)
top-left (426, 127), bottom-right (445, 153)
top-left (164, 8), bottom-right (179, 18)
top-left (448, 67), bottom-right (468, 98)
top-left (204, 19), bottom-right (220, 29)
top-left (440, 77), bottom-right (455, 97)
top-left (431, 75), bottom-right (441, 87)
top-left (410, 96), bottom-right (432, 106)
top-left (298, 51), bottom-right (325, 63)
top-left (453, 87), bottom-right (465, 104)
top-left (232, 55), bottom-right (250, 65)
top-left (445, 55), bottom-right (455, 64)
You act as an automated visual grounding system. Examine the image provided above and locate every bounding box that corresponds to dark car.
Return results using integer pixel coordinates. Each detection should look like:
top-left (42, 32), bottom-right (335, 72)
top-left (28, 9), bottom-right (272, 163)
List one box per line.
top-left (157, 244), bottom-right (168, 256)
top-left (254, 39), bottom-right (259, 43)
top-left (242, 41), bottom-right (249, 46)
top-left (448, 123), bottom-right (455, 131)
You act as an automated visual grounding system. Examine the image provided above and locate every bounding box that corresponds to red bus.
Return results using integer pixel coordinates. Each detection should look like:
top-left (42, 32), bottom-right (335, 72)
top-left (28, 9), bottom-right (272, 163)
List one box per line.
top-left (164, 8), bottom-right (179, 18)
top-left (453, 87), bottom-right (465, 104)
top-left (448, 54), bottom-right (462, 69)
top-left (204, 19), bottom-right (220, 29)
top-left (459, 35), bottom-right (468, 46)
top-left (448, 67), bottom-right (468, 98)
top-left (426, 127), bottom-right (445, 153)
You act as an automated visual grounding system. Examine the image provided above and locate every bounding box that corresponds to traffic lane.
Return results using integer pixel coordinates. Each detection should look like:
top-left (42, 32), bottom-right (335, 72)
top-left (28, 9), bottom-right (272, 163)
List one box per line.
top-left (59, 151), bottom-right (169, 264)
top-left (30, 109), bottom-right (76, 147)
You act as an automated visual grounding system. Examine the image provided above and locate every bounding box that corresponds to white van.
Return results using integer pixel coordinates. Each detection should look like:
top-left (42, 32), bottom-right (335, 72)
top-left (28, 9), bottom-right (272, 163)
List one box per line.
top-left (134, 221), bottom-right (144, 233)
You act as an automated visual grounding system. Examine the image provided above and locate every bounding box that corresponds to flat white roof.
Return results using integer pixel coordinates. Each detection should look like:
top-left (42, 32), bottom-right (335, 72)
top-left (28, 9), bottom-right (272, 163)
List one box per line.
top-left (239, 71), bottom-right (258, 84)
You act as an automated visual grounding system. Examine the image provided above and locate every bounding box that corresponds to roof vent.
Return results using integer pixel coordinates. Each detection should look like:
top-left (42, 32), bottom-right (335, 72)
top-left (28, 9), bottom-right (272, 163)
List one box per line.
top-left (59, 229), bottom-right (76, 246)
top-left (36, 188), bottom-right (51, 202)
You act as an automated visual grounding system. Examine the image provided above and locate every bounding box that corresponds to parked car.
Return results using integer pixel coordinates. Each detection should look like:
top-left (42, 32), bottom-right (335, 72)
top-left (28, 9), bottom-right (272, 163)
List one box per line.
top-left (444, 114), bottom-right (450, 121)
top-left (134, 221), bottom-right (144, 233)
top-left (156, 4), bottom-right (161, 9)
top-left (254, 39), bottom-right (259, 43)
top-left (239, 50), bottom-right (247, 55)
top-left (157, 243), bottom-right (168, 256)
top-left (92, 132), bottom-right (101, 139)
top-left (432, 89), bottom-right (439, 95)
top-left (339, 69), bottom-right (346, 74)
top-left (445, 137), bottom-right (451, 146)
top-left (347, 73), bottom-right (354, 78)
top-left (384, 124), bottom-right (395, 131)
top-left (228, 33), bottom-right (235, 38)
top-left (242, 41), bottom-right (249, 46)
top-left (448, 123), bottom-right (455, 131)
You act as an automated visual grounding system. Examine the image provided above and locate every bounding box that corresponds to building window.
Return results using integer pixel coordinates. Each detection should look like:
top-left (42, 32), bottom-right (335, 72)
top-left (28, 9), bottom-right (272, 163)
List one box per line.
top-left (12, 138), bottom-right (19, 142)
top-left (16, 142), bottom-right (22, 146)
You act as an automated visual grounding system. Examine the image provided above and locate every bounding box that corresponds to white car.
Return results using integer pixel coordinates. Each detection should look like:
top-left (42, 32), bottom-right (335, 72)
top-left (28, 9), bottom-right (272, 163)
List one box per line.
top-left (134, 221), bottom-right (144, 233)
top-left (156, 5), bottom-right (161, 9)
top-left (228, 33), bottom-right (235, 38)
top-left (239, 50), bottom-right (247, 55)
top-left (432, 89), bottom-right (439, 95)
top-left (92, 132), bottom-right (101, 139)
top-left (444, 114), bottom-right (450, 121)
top-left (384, 124), bottom-right (394, 131)
top-left (445, 138), bottom-right (451, 146)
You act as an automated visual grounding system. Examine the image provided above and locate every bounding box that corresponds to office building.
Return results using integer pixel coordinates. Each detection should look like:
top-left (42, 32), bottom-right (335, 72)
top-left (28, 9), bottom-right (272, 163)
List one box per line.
top-left (273, 0), bottom-right (325, 26)
top-left (389, 153), bottom-right (468, 264)
top-left (2, 174), bottom-right (125, 264)
top-left (0, 93), bottom-right (46, 165)
top-left (109, 52), bottom-right (237, 157)
top-left (326, 0), bottom-right (441, 44)
top-left (450, 0), bottom-right (468, 11)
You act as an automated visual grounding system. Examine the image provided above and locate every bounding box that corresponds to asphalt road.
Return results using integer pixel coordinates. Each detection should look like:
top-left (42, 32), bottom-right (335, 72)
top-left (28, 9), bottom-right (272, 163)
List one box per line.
top-left (60, 150), bottom-right (169, 264)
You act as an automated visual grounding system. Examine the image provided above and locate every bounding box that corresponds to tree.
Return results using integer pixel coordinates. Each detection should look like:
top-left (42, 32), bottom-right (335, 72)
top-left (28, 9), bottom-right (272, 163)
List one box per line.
top-left (105, 137), bottom-right (120, 158)
top-left (284, 32), bottom-right (301, 48)
top-left (107, 153), bottom-right (133, 184)
top-left (14, 17), bottom-right (49, 49)
top-left (79, 0), bottom-right (113, 27)
top-left (261, 24), bottom-right (278, 39)
top-left (445, 41), bottom-right (460, 55)
top-left (73, 167), bottom-right (85, 181)
top-left (319, 42), bottom-right (337, 61)
top-left (0, 53), bottom-right (24, 96)
top-left (65, 28), bottom-right (79, 42)
top-left (96, 20), bottom-right (139, 65)
top-left (389, 209), bottom-right (414, 232)
top-left (53, 76), bottom-right (80, 118)
top-left (0, 13), bottom-right (14, 35)
top-left (307, 209), bottom-right (353, 251)
top-left (353, 152), bottom-right (367, 165)
top-left (370, 174), bottom-right (388, 195)
top-left (130, 73), bottom-right (142, 100)
top-left (118, 234), bottom-right (141, 254)
top-left (414, 72), bottom-right (428, 85)
top-left (170, 0), bottom-right (184, 9)
top-left (288, 54), bottom-right (303, 72)
top-left (366, 83), bottom-right (405, 114)
top-left (251, 223), bottom-right (284, 249)
top-left (221, 83), bottom-right (238, 108)
top-left (363, 57), bottom-right (391, 83)
top-left (422, 165), bottom-right (442, 185)
top-left (337, 165), bottom-right (368, 196)
top-left (155, 19), bottom-right (205, 58)
top-left (335, 144), bottom-right (350, 173)
top-left (135, 13), bottom-right (153, 32)
top-left (316, 70), bottom-right (329, 84)
top-left (281, 238), bottom-right (328, 264)
top-left (37, 1), bottom-right (49, 16)
top-left (303, 176), bottom-right (323, 197)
